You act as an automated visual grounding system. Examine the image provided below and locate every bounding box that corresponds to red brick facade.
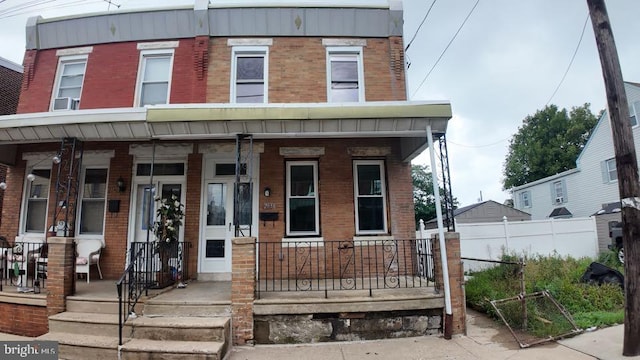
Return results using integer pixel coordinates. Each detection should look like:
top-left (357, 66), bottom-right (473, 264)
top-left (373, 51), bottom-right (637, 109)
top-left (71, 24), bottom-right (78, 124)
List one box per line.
top-left (0, 62), bottom-right (22, 115)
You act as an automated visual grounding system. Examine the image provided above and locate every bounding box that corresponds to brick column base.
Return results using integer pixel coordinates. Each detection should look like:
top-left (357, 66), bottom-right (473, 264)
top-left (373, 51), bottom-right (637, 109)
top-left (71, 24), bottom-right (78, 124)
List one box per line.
top-left (432, 232), bottom-right (465, 337)
top-left (231, 237), bottom-right (256, 345)
top-left (46, 237), bottom-right (75, 316)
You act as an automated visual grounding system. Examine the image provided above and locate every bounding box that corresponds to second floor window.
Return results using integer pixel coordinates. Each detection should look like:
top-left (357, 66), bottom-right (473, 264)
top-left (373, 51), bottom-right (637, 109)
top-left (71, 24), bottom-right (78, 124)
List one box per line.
top-left (52, 57), bottom-right (87, 111)
top-left (136, 51), bottom-right (173, 106)
top-left (327, 47), bottom-right (364, 102)
top-left (231, 47), bottom-right (268, 103)
top-left (520, 191), bottom-right (531, 208)
top-left (605, 158), bottom-right (617, 182)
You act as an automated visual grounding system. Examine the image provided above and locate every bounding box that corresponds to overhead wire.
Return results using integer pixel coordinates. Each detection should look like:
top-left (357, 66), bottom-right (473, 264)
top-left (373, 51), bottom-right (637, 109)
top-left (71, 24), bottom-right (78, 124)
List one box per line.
top-left (404, 0), bottom-right (437, 52)
top-left (544, 13), bottom-right (590, 106)
top-left (411, 0), bottom-right (480, 99)
top-left (0, 0), bottom-right (103, 19)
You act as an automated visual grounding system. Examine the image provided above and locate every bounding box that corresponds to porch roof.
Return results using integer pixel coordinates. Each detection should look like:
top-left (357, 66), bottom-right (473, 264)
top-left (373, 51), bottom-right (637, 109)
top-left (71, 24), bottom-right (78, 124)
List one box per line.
top-left (0, 101), bottom-right (451, 164)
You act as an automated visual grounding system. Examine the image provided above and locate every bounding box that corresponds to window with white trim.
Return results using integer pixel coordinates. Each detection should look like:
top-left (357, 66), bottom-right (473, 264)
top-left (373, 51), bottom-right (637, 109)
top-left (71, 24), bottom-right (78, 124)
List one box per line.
top-left (606, 158), bottom-right (617, 182)
top-left (553, 181), bottom-right (565, 204)
top-left (79, 168), bottom-right (108, 235)
top-left (630, 101), bottom-right (640, 127)
top-left (520, 191), bottom-right (531, 208)
top-left (286, 161), bottom-right (319, 236)
top-left (51, 56), bottom-right (87, 111)
top-left (135, 50), bottom-right (174, 106)
top-left (23, 169), bottom-right (51, 233)
top-left (354, 160), bottom-right (387, 234)
top-left (231, 47), bottom-right (268, 103)
top-left (326, 47), bottom-right (364, 102)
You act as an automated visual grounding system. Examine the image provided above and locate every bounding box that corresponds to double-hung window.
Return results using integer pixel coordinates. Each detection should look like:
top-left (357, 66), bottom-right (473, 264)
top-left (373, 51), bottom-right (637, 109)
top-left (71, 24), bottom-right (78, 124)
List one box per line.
top-left (326, 47), bottom-right (364, 102)
top-left (520, 191), bottom-right (531, 208)
top-left (51, 56), bottom-right (87, 111)
top-left (286, 161), bottom-right (319, 236)
top-left (354, 160), bottom-right (387, 234)
top-left (136, 50), bottom-right (174, 106)
top-left (552, 181), bottom-right (565, 204)
top-left (605, 158), bottom-right (617, 182)
top-left (231, 47), bottom-right (268, 103)
top-left (23, 169), bottom-right (51, 233)
top-left (79, 168), bottom-right (108, 235)
top-left (630, 101), bottom-right (640, 127)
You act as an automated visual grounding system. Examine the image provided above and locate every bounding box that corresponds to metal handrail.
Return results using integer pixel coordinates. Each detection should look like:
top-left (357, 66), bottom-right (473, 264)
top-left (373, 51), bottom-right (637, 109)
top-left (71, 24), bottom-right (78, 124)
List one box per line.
top-left (115, 245), bottom-right (146, 346)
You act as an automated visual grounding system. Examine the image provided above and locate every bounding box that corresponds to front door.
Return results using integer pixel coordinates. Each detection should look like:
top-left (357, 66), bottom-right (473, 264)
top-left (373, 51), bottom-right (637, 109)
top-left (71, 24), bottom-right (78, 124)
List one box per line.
top-left (199, 180), bottom-right (234, 274)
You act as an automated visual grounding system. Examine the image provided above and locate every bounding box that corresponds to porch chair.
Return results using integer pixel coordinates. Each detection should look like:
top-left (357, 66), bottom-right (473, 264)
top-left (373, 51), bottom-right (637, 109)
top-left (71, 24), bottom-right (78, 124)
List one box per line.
top-left (76, 239), bottom-right (103, 283)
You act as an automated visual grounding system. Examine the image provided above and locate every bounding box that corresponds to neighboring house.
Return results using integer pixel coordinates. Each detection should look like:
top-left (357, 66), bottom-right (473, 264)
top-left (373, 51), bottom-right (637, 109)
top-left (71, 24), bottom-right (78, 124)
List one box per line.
top-left (0, 0), bottom-right (461, 346)
top-left (0, 57), bottom-right (23, 227)
top-left (512, 82), bottom-right (640, 248)
top-left (424, 200), bottom-right (530, 229)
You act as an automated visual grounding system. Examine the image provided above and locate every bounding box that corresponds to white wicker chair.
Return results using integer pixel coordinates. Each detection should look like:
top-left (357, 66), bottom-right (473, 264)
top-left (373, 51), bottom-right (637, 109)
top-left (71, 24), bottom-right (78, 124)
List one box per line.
top-left (76, 239), bottom-right (103, 283)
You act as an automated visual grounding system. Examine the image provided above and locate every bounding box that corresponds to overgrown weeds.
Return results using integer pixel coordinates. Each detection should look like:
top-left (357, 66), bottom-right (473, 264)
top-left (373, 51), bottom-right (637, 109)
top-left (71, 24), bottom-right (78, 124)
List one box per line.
top-left (465, 254), bottom-right (625, 331)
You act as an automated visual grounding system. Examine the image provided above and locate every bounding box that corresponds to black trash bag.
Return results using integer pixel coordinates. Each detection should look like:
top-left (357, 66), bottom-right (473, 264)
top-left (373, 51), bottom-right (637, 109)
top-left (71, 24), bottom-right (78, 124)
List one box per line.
top-left (580, 262), bottom-right (624, 289)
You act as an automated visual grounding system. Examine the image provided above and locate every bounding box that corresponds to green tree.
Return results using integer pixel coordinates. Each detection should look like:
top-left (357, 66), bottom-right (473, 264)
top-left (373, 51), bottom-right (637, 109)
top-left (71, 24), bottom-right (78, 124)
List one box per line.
top-left (502, 104), bottom-right (599, 189)
top-left (413, 164), bottom-right (457, 227)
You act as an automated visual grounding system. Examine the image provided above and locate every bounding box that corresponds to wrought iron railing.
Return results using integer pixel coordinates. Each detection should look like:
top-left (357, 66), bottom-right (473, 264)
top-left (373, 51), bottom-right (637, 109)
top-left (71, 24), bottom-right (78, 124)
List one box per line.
top-left (257, 238), bottom-right (436, 298)
top-left (116, 241), bottom-right (191, 345)
top-left (0, 240), bottom-right (49, 293)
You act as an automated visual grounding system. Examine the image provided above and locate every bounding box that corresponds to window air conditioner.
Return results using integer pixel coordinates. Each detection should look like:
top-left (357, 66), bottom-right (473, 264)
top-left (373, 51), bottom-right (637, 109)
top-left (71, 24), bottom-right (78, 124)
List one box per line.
top-left (53, 97), bottom-right (80, 111)
top-left (555, 196), bottom-right (564, 204)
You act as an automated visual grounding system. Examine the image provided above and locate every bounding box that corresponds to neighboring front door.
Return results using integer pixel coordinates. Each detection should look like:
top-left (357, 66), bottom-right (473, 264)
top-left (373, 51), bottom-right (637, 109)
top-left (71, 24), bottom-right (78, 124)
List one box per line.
top-left (199, 180), bottom-right (234, 274)
top-left (131, 182), bottom-right (184, 265)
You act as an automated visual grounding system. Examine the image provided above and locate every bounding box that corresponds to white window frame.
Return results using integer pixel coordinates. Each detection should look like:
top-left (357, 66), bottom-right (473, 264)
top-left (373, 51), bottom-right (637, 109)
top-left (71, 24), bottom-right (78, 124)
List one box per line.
top-left (553, 181), bottom-right (564, 204)
top-left (230, 46), bottom-right (269, 103)
top-left (50, 55), bottom-right (88, 111)
top-left (630, 101), bottom-right (640, 128)
top-left (353, 160), bottom-right (387, 234)
top-left (520, 191), bottom-right (531, 208)
top-left (606, 158), bottom-right (618, 182)
top-left (20, 165), bottom-right (51, 236)
top-left (134, 49), bottom-right (175, 107)
top-left (326, 46), bottom-right (365, 103)
top-left (286, 161), bottom-right (319, 236)
top-left (77, 166), bottom-right (109, 238)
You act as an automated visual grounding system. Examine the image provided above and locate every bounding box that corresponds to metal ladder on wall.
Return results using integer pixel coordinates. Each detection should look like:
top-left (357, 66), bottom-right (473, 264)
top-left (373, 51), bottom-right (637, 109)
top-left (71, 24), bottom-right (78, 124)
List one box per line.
top-left (234, 134), bottom-right (253, 237)
top-left (52, 137), bottom-right (84, 237)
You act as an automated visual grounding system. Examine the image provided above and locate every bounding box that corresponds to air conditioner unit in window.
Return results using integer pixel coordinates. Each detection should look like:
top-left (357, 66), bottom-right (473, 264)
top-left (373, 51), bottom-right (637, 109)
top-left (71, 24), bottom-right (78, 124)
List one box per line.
top-left (53, 97), bottom-right (80, 111)
top-left (555, 196), bottom-right (564, 204)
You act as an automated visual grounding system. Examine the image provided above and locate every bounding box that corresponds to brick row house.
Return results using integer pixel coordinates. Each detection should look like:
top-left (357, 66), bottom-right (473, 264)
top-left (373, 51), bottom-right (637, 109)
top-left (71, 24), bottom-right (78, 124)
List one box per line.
top-left (0, 0), bottom-right (461, 349)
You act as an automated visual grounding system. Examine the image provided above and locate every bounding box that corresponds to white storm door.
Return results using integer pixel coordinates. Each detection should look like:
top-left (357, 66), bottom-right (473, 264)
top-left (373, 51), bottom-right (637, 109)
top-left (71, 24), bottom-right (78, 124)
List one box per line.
top-left (200, 180), bottom-right (234, 273)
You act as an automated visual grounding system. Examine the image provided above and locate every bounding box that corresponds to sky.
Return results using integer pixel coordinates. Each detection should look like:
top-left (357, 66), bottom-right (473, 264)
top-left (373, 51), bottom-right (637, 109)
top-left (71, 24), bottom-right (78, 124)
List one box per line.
top-left (1, 0), bottom-right (640, 207)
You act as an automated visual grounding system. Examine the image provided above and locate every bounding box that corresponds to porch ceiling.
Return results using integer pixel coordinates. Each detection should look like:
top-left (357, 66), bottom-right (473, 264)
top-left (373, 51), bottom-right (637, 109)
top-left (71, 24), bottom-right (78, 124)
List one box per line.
top-left (0, 101), bottom-right (451, 161)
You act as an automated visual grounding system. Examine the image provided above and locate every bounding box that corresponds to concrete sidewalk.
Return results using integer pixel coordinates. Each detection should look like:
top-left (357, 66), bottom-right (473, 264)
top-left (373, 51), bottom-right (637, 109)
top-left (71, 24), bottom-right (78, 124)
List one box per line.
top-left (227, 310), bottom-right (634, 360)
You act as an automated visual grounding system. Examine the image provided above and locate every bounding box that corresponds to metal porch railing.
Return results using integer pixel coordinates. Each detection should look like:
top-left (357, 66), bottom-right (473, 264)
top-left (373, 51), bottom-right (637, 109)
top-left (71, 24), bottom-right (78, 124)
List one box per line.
top-left (257, 238), bottom-right (436, 298)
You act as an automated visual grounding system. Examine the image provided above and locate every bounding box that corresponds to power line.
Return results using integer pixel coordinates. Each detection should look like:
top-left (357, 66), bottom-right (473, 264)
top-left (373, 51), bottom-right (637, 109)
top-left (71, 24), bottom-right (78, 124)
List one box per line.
top-left (447, 137), bottom-right (509, 149)
top-left (404, 0), bottom-right (437, 52)
top-left (544, 13), bottom-right (590, 106)
top-left (411, 0), bottom-right (480, 99)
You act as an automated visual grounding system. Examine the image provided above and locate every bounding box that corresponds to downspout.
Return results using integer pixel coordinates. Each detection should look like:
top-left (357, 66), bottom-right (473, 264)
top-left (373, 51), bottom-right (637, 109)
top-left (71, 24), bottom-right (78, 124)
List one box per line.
top-left (426, 125), bottom-right (453, 339)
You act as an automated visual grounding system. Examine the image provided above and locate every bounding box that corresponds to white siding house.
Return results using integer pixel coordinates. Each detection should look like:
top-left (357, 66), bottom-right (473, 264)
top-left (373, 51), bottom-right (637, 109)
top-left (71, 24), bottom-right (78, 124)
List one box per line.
top-left (512, 82), bottom-right (640, 220)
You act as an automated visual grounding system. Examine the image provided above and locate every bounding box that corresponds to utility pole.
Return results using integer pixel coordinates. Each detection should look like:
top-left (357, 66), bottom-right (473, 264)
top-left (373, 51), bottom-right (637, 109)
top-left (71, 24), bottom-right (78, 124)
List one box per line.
top-left (587, 0), bottom-right (640, 356)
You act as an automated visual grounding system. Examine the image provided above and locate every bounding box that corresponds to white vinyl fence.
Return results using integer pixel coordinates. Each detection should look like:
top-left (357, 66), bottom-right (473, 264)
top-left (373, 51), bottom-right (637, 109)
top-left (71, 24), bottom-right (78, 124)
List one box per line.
top-left (417, 217), bottom-right (599, 272)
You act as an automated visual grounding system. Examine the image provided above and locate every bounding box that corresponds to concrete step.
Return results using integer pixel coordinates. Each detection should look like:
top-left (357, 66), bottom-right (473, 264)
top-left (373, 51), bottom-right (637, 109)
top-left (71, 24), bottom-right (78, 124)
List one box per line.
top-left (66, 298), bottom-right (120, 314)
top-left (48, 312), bottom-right (121, 338)
top-left (38, 332), bottom-right (119, 360)
top-left (121, 339), bottom-right (226, 360)
top-left (129, 316), bottom-right (229, 342)
top-left (143, 302), bottom-right (231, 317)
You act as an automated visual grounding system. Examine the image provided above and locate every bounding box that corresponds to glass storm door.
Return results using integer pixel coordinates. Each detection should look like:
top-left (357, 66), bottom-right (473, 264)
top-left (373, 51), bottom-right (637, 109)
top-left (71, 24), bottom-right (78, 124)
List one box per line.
top-left (200, 181), bottom-right (234, 273)
top-left (131, 182), bottom-right (183, 268)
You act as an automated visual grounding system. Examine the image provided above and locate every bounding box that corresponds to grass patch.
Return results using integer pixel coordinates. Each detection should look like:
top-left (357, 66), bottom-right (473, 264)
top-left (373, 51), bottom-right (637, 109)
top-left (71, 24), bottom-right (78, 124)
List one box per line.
top-left (466, 254), bottom-right (624, 334)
